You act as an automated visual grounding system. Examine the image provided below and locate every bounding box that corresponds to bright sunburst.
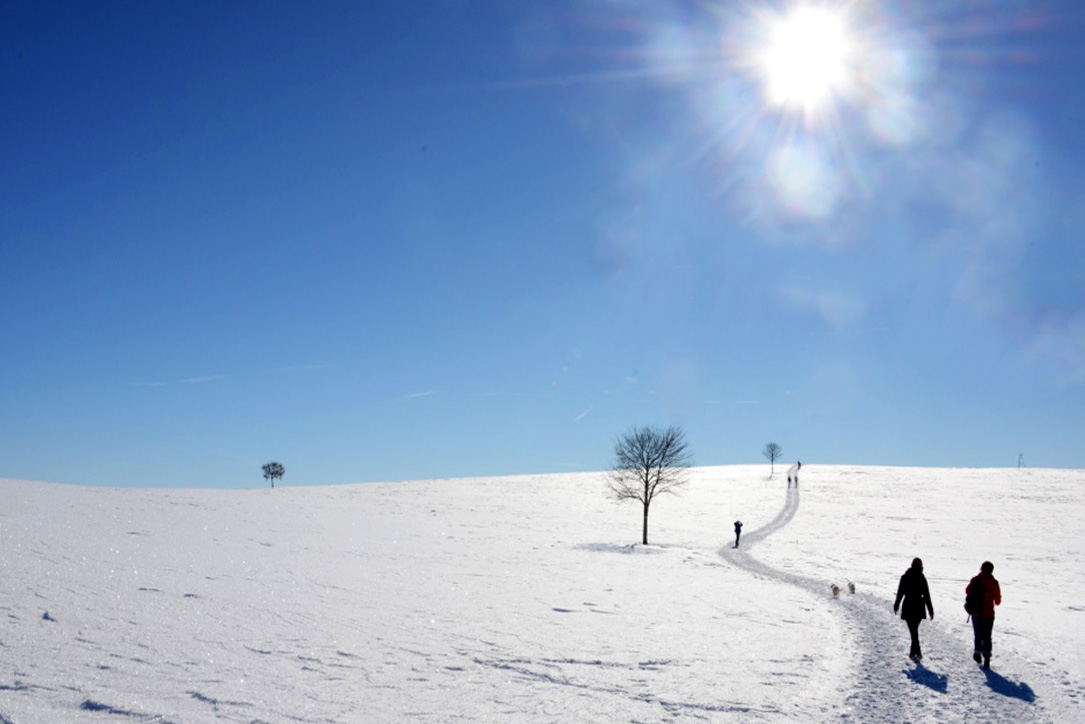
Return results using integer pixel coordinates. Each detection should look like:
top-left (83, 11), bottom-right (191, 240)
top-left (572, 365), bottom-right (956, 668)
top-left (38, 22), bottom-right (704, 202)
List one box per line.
top-left (760, 5), bottom-right (853, 115)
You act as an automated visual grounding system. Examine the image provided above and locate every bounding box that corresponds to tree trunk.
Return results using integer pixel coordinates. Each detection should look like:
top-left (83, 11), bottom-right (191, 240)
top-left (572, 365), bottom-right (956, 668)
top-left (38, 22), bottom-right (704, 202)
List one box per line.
top-left (642, 501), bottom-right (649, 545)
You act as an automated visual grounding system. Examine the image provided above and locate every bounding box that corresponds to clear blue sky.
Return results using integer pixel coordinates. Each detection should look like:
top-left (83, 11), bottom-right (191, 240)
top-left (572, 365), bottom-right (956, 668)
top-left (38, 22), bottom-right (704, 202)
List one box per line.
top-left (3, 1), bottom-right (1083, 488)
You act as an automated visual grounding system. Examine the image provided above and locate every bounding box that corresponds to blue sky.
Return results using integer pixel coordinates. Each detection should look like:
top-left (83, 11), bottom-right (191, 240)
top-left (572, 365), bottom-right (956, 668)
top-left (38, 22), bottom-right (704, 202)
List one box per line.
top-left (3, 1), bottom-right (1083, 488)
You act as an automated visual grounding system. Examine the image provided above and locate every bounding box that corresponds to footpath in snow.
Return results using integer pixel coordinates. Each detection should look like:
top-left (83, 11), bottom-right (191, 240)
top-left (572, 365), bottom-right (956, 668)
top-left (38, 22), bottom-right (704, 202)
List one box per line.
top-left (722, 482), bottom-right (1076, 724)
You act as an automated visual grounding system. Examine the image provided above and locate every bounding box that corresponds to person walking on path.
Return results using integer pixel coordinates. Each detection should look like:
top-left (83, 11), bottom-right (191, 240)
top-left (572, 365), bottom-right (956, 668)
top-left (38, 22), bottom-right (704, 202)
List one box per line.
top-left (733, 520), bottom-right (743, 548)
top-left (787, 461), bottom-right (801, 488)
top-left (894, 557), bottom-right (935, 662)
top-left (966, 561), bottom-right (1002, 669)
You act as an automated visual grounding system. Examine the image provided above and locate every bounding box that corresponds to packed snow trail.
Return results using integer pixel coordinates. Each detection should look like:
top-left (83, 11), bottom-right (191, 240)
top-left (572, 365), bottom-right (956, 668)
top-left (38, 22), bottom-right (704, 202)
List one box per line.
top-left (722, 485), bottom-right (1060, 724)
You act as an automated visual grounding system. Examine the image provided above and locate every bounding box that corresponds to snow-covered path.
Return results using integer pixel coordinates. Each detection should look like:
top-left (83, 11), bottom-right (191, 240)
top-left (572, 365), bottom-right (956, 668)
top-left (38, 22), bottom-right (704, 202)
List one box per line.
top-left (723, 484), bottom-right (1066, 724)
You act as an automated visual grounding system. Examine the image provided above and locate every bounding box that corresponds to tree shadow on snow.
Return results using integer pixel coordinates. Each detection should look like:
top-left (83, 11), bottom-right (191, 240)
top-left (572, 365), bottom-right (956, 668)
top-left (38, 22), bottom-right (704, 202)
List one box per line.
top-left (574, 543), bottom-right (665, 555)
top-left (905, 664), bottom-right (948, 693)
top-left (983, 669), bottom-right (1036, 702)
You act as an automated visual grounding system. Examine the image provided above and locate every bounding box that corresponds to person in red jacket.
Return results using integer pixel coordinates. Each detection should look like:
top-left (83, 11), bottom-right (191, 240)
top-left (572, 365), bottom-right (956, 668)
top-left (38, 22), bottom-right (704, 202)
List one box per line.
top-left (966, 561), bottom-right (1002, 669)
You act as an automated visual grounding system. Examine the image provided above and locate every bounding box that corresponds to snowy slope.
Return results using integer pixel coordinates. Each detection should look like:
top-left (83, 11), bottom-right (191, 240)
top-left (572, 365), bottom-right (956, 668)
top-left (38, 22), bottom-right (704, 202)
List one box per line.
top-left (1, 466), bottom-right (1082, 723)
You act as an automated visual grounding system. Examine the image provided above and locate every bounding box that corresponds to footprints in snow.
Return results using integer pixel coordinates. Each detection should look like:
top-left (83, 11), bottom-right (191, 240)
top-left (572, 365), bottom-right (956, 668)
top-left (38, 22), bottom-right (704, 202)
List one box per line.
top-left (551, 601), bottom-right (615, 615)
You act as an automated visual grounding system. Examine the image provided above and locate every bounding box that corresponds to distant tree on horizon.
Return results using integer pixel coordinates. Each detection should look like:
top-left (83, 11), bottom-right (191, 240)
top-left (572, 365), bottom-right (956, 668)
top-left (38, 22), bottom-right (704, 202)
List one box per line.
top-left (608, 425), bottom-right (692, 545)
top-left (763, 442), bottom-right (783, 477)
top-left (262, 462), bottom-right (285, 488)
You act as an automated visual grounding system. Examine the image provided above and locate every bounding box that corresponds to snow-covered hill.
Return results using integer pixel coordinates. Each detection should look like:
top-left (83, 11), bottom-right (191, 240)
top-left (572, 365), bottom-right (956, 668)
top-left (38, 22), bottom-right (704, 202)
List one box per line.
top-left (2, 466), bottom-right (1082, 723)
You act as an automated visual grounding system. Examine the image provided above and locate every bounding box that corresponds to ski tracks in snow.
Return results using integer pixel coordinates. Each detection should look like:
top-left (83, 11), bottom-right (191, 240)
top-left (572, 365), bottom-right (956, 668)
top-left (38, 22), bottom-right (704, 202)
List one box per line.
top-left (722, 485), bottom-right (1065, 724)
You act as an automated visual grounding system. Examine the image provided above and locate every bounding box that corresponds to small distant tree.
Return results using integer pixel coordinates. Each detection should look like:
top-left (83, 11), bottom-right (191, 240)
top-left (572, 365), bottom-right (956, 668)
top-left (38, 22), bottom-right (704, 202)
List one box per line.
top-left (262, 462), bottom-right (285, 488)
top-left (763, 442), bottom-right (783, 477)
top-left (608, 425), bottom-right (692, 545)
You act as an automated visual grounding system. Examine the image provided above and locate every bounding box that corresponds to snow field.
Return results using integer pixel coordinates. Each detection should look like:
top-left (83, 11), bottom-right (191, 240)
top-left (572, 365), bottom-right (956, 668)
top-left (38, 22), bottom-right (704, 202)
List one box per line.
top-left (1, 465), bottom-right (1082, 723)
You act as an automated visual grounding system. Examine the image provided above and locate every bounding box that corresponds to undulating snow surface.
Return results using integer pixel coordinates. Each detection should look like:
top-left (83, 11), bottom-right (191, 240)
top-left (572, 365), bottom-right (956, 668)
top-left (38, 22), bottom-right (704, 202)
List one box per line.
top-left (2, 466), bottom-right (1083, 723)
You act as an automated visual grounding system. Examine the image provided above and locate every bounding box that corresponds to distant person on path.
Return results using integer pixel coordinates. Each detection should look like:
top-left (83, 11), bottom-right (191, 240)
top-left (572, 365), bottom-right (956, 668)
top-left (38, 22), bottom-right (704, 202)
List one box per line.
top-left (787, 461), bottom-right (801, 488)
top-left (894, 557), bottom-right (935, 662)
top-left (966, 561), bottom-right (1002, 669)
top-left (733, 520), bottom-right (743, 548)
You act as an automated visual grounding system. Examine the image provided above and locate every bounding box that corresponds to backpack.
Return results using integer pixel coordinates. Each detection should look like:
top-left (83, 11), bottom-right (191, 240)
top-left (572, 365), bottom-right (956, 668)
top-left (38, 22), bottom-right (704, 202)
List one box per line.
top-left (964, 578), bottom-right (984, 617)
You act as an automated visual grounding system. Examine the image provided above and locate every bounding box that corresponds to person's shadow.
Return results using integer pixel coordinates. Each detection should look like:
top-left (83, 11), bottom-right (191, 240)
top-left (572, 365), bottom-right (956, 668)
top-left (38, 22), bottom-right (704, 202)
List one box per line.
top-left (905, 663), bottom-right (949, 693)
top-left (983, 668), bottom-right (1036, 702)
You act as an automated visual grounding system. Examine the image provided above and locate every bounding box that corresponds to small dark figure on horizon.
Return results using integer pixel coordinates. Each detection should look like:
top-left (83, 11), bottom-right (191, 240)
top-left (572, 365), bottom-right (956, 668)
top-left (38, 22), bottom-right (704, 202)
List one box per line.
top-left (967, 561), bottom-right (1002, 669)
top-left (787, 461), bottom-right (802, 488)
top-left (894, 557), bottom-right (935, 662)
top-left (733, 520), bottom-right (743, 548)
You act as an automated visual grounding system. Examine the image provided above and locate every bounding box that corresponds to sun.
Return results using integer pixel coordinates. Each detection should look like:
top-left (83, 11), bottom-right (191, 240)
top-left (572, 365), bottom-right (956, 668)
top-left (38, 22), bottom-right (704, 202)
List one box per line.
top-left (760, 5), bottom-right (853, 115)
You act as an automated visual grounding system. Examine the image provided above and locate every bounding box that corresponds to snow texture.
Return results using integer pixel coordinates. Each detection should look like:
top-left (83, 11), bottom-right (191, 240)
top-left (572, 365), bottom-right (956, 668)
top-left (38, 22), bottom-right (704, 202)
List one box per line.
top-left (1, 465), bottom-right (1083, 723)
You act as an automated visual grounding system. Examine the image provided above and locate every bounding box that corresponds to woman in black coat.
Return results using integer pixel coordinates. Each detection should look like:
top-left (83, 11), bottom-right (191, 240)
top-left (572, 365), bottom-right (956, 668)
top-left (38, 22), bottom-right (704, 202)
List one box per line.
top-left (893, 557), bottom-right (935, 661)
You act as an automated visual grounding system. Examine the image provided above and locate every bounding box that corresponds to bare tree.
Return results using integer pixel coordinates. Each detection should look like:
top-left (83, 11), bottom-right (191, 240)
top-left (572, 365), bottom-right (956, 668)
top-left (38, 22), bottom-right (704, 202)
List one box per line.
top-left (262, 462), bottom-right (285, 488)
top-left (762, 442), bottom-right (783, 477)
top-left (608, 425), bottom-right (692, 545)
